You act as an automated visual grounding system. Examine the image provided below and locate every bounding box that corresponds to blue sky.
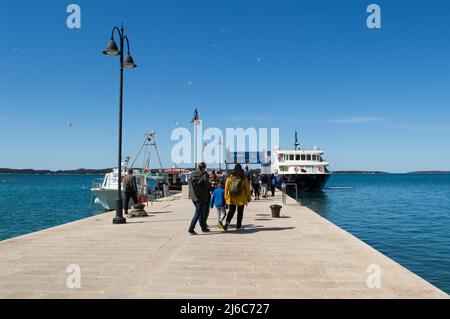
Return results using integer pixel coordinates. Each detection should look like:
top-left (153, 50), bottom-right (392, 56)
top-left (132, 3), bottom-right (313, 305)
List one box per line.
top-left (1, 0), bottom-right (450, 172)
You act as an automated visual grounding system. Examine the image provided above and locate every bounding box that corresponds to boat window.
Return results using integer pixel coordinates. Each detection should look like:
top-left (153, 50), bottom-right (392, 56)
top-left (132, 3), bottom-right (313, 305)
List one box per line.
top-left (280, 166), bottom-right (288, 172)
top-left (301, 155), bottom-right (306, 161)
top-left (312, 155), bottom-right (317, 161)
top-left (289, 155), bottom-right (294, 161)
top-left (307, 155), bottom-right (311, 161)
top-left (296, 155), bottom-right (300, 161)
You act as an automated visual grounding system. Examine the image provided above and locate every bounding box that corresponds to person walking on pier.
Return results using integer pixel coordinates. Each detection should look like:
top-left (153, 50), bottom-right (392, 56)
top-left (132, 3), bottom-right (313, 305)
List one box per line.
top-left (210, 182), bottom-right (227, 230)
top-left (123, 169), bottom-right (139, 215)
top-left (224, 164), bottom-right (251, 231)
top-left (270, 174), bottom-right (277, 197)
top-left (188, 162), bottom-right (211, 235)
top-left (251, 171), bottom-right (261, 200)
top-left (261, 174), bottom-right (269, 198)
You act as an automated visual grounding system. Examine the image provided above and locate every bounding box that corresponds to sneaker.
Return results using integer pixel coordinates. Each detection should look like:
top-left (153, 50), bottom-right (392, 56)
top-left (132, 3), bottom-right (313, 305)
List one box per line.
top-left (202, 228), bottom-right (211, 233)
top-left (236, 227), bottom-right (246, 232)
top-left (218, 221), bottom-right (225, 230)
top-left (189, 230), bottom-right (198, 235)
top-left (224, 222), bottom-right (230, 231)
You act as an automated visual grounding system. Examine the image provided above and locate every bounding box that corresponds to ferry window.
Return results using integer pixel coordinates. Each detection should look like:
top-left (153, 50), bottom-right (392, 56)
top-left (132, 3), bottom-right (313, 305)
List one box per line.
top-left (307, 155), bottom-right (311, 161)
top-left (289, 155), bottom-right (294, 161)
top-left (301, 155), bottom-right (306, 161)
top-left (312, 155), bottom-right (317, 161)
top-left (296, 155), bottom-right (300, 161)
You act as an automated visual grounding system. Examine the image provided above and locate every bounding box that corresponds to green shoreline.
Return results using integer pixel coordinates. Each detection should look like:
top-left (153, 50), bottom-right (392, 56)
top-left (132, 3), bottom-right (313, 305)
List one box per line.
top-left (0, 168), bottom-right (112, 175)
top-left (1, 168), bottom-right (450, 175)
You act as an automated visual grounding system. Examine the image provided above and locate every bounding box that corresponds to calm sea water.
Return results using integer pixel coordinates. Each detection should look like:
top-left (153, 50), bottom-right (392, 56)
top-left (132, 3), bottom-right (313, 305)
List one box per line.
top-left (298, 174), bottom-right (450, 294)
top-left (0, 174), bottom-right (104, 241)
top-left (0, 174), bottom-right (449, 294)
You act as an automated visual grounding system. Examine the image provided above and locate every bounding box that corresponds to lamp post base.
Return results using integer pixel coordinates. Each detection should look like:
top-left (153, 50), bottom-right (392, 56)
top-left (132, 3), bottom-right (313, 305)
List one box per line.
top-left (113, 198), bottom-right (127, 224)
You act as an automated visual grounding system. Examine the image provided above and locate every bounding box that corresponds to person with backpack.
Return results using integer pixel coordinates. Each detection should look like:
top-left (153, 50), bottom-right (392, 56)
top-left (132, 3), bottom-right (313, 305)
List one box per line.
top-left (270, 174), bottom-right (277, 197)
top-left (224, 164), bottom-right (251, 231)
top-left (188, 162), bottom-right (210, 235)
top-left (210, 182), bottom-right (227, 230)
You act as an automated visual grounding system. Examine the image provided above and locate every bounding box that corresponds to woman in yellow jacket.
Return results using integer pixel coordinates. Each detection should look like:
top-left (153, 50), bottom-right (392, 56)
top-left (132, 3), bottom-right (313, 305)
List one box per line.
top-left (224, 164), bottom-right (251, 231)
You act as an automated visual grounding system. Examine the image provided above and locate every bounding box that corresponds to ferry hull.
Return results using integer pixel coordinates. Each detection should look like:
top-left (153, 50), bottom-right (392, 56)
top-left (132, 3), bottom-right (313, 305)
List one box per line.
top-left (276, 174), bottom-right (330, 192)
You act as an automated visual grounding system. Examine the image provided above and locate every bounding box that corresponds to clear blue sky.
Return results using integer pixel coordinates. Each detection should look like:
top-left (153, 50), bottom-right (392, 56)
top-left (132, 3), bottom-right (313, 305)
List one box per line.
top-left (1, 0), bottom-right (450, 172)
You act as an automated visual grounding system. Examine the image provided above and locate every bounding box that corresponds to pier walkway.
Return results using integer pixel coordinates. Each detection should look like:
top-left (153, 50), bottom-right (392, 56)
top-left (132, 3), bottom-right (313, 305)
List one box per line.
top-left (0, 192), bottom-right (447, 298)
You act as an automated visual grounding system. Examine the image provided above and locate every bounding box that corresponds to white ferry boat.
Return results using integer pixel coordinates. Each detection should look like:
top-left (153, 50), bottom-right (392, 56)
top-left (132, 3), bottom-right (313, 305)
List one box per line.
top-left (271, 132), bottom-right (331, 191)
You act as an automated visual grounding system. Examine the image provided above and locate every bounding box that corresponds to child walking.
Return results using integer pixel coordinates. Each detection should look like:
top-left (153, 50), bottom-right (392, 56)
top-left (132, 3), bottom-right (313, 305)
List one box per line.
top-left (210, 182), bottom-right (227, 230)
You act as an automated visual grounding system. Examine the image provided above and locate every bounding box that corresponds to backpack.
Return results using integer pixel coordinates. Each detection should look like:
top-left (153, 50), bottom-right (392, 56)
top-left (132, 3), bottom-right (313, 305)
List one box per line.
top-left (229, 176), bottom-right (243, 197)
top-left (191, 174), bottom-right (206, 191)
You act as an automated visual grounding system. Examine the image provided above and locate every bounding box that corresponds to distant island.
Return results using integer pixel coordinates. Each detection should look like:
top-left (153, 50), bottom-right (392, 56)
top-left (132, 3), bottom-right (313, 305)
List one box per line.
top-left (333, 170), bottom-right (450, 174)
top-left (2, 168), bottom-right (449, 175)
top-left (0, 168), bottom-right (113, 175)
top-left (407, 171), bottom-right (450, 174)
top-left (332, 171), bottom-right (388, 174)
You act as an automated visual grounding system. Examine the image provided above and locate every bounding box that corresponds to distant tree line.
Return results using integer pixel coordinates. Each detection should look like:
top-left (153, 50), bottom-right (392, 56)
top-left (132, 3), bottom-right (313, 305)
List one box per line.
top-left (0, 168), bottom-right (113, 175)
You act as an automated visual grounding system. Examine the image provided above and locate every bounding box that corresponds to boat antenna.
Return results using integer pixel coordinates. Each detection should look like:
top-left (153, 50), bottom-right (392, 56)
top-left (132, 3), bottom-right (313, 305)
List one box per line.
top-left (294, 131), bottom-right (300, 150)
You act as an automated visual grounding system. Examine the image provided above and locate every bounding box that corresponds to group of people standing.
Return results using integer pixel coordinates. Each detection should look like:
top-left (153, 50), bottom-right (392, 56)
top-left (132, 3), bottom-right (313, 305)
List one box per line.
top-left (188, 162), bottom-right (277, 235)
top-left (246, 168), bottom-right (277, 200)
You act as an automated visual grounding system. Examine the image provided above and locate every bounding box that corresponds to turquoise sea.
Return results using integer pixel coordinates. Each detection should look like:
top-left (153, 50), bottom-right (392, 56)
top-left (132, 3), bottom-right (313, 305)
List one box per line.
top-left (0, 174), bottom-right (104, 241)
top-left (299, 174), bottom-right (450, 294)
top-left (0, 173), bottom-right (449, 294)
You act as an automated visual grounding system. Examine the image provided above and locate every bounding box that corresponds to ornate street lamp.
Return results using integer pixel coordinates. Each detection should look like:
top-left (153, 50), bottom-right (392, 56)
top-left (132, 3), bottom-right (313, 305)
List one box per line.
top-left (103, 24), bottom-right (137, 224)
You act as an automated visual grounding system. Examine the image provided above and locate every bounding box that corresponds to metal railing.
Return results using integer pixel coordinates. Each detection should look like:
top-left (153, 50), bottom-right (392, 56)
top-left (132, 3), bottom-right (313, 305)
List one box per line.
top-left (281, 182), bottom-right (300, 205)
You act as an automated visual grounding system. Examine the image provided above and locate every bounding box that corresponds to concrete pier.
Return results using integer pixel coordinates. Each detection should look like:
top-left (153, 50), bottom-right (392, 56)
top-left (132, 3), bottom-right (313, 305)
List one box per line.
top-left (0, 193), bottom-right (447, 299)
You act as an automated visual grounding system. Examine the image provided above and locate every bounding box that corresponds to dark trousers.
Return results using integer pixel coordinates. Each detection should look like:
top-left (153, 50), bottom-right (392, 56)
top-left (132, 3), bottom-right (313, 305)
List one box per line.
top-left (271, 185), bottom-right (276, 196)
top-left (252, 184), bottom-right (260, 198)
top-left (124, 190), bottom-right (138, 213)
top-left (226, 205), bottom-right (245, 229)
top-left (189, 201), bottom-right (208, 232)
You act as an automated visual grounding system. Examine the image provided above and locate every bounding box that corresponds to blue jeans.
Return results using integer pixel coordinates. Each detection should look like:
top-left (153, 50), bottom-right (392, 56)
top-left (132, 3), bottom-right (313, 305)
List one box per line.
top-left (189, 201), bottom-right (208, 232)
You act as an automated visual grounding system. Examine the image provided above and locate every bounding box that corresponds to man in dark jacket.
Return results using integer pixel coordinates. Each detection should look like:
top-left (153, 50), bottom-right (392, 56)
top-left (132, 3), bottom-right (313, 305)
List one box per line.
top-left (188, 162), bottom-right (210, 234)
top-left (123, 168), bottom-right (139, 215)
top-left (270, 174), bottom-right (277, 197)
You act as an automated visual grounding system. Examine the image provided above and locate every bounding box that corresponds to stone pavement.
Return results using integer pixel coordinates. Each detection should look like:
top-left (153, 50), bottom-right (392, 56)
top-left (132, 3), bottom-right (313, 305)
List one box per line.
top-left (0, 192), bottom-right (447, 299)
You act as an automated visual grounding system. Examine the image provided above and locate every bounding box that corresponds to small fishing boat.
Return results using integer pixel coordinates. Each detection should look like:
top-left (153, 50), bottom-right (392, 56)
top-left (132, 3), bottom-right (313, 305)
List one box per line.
top-left (91, 132), bottom-right (166, 211)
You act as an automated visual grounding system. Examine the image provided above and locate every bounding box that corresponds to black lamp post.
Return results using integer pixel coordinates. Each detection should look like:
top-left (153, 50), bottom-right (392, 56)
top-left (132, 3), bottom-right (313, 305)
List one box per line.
top-left (103, 24), bottom-right (137, 224)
